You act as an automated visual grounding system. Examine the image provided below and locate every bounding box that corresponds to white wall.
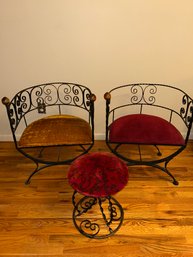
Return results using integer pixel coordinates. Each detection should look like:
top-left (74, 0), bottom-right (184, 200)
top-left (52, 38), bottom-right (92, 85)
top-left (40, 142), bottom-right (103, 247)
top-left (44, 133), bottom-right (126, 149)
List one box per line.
top-left (1, 0), bottom-right (193, 140)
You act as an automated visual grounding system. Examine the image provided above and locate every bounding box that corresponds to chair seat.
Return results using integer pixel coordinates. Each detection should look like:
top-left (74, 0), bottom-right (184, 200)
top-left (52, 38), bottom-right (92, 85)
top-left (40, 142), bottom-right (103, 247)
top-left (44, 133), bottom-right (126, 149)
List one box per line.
top-left (109, 114), bottom-right (185, 146)
top-left (18, 115), bottom-right (92, 148)
top-left (68, 152), bottom-right (128, 197)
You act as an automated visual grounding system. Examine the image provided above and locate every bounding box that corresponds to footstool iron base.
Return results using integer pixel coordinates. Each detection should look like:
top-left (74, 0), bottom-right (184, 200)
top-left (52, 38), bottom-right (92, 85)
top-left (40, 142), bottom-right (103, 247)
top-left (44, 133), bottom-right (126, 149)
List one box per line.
top-left (68, 152), bottom-right (128, 239)
top-left (72, 191), bottom-right (124, 239)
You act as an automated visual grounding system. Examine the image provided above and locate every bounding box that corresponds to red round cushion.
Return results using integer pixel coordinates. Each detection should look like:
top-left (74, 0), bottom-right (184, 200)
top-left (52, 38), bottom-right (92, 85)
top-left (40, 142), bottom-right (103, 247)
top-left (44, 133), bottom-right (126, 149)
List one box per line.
top-left (109, 114), bottom-right (185, 145)
top-left (68, 152), bottom-right (128, 197)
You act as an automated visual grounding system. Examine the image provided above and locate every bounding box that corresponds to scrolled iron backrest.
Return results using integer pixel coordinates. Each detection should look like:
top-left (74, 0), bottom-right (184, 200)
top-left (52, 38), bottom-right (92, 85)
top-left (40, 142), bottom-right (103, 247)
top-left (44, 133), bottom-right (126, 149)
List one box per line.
top-left (105, 83), bottom-right (193, 129)
top-left (3, 82), bottom-right (95, 133)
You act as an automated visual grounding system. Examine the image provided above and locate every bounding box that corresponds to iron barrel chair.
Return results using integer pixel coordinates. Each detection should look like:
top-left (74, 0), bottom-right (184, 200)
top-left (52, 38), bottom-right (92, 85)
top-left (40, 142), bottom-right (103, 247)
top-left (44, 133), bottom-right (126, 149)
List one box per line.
top-left (2, 82), bottom-right (96, 184)
top-left (104, 83), bottom-right (193, 185)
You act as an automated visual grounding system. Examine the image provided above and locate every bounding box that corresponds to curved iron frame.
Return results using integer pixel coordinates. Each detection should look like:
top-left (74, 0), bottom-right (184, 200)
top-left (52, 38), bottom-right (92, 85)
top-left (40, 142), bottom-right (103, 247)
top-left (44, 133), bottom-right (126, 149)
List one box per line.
top-left (104, 83), bottom-right (193, 185)
top-left (72, 191), bottom-right (124, 239)
top-left (2, 82), bottom-right (96, 184)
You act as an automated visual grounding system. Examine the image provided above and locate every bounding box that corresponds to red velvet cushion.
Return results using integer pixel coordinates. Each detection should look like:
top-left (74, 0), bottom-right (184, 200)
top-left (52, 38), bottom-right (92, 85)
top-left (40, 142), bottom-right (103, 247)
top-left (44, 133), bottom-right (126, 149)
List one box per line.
top-left (109, 114), bottom-right (185, 146)
top-left (68, 152), bottom-right (128, 197)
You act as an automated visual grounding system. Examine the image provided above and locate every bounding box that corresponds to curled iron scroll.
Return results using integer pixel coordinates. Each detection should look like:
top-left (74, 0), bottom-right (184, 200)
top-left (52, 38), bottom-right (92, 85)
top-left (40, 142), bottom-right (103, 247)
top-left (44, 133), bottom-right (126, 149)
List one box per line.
top-left (180, 94), bottom-right (193, 126)
top-left (130, 84), bottom-right (157, 104)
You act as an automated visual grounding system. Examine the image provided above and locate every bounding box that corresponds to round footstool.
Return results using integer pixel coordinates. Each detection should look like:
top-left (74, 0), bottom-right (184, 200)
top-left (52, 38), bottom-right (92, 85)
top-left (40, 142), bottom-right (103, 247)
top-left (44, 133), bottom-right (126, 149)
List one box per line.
top-left (68, 152), bottom-right (128, 239)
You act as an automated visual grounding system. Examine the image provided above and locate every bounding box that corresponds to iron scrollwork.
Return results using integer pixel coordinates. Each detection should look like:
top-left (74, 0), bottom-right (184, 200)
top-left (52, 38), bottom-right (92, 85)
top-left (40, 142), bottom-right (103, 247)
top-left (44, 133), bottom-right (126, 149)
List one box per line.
top-left (8, 90), bottom-right (31, 131)
top-left (72, 192), bottom-right (97, 216)
top-left (80, 220), bottom-right (100, 237)
top-left (72, 193), bottom-right (124, 239)
top-left (130, 84), bottom-right (157, 105)
top-left (180, 94), bottom-right (193, 127)
top-left (4, 82), bottom-right (94, 131)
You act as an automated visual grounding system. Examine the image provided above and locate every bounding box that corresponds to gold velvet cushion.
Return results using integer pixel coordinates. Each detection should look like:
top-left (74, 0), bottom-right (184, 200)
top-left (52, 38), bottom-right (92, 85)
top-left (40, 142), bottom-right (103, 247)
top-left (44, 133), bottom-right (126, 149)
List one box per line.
top-left (18, 115), bottom-right (92, 148)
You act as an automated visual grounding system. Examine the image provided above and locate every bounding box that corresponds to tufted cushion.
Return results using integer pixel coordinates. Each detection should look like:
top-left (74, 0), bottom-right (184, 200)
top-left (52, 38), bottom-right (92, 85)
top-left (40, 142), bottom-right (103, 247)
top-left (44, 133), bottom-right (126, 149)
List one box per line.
top-left (68, 152), bottom-right (128, 197)
top-left (109, 114), bottom-right (185, 146)
top-left (18, 115), bottom-right (92, 148)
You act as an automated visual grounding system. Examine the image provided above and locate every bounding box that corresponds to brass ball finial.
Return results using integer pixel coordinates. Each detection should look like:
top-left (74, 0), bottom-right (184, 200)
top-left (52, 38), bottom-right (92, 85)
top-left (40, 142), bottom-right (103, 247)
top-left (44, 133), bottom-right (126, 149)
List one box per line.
top-left (2, 97), bottom-right (10, 106)
top-left (104, 92), bottom-right (111, 100)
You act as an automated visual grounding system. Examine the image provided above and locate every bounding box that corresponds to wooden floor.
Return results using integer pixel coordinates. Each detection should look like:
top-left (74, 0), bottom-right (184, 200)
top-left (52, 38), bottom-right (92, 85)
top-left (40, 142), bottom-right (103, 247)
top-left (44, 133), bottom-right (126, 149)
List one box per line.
top-left (0, 141), bottom-right (193, 257)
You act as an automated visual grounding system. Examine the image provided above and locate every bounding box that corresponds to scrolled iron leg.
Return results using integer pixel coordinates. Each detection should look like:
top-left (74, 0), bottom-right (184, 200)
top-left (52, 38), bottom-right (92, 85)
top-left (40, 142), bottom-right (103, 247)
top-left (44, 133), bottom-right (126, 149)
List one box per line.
top-left (98, 196), bottom-right (124, 236)
top-left (25, 162), bottom-right (52, 185)
top-left (25, 163), bottom-right (40, 185)
top-left (72, 194), bottom-right (124, 239)
top-left (164, 161), bottom-right (179, 186)
top-left (72, 195), bottom-right (99, 238)
top-left (154, 145), bottom-right (162, 156)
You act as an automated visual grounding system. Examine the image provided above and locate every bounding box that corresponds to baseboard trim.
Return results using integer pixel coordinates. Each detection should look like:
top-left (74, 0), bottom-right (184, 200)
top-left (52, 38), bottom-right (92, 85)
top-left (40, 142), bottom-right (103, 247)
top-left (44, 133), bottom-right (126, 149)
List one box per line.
top-left (95, 133), bottom-right (105, 140)
top-left (0, 135), bottom-right (14, 141)
top-left (0, 132), bottom-right (192, 142)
